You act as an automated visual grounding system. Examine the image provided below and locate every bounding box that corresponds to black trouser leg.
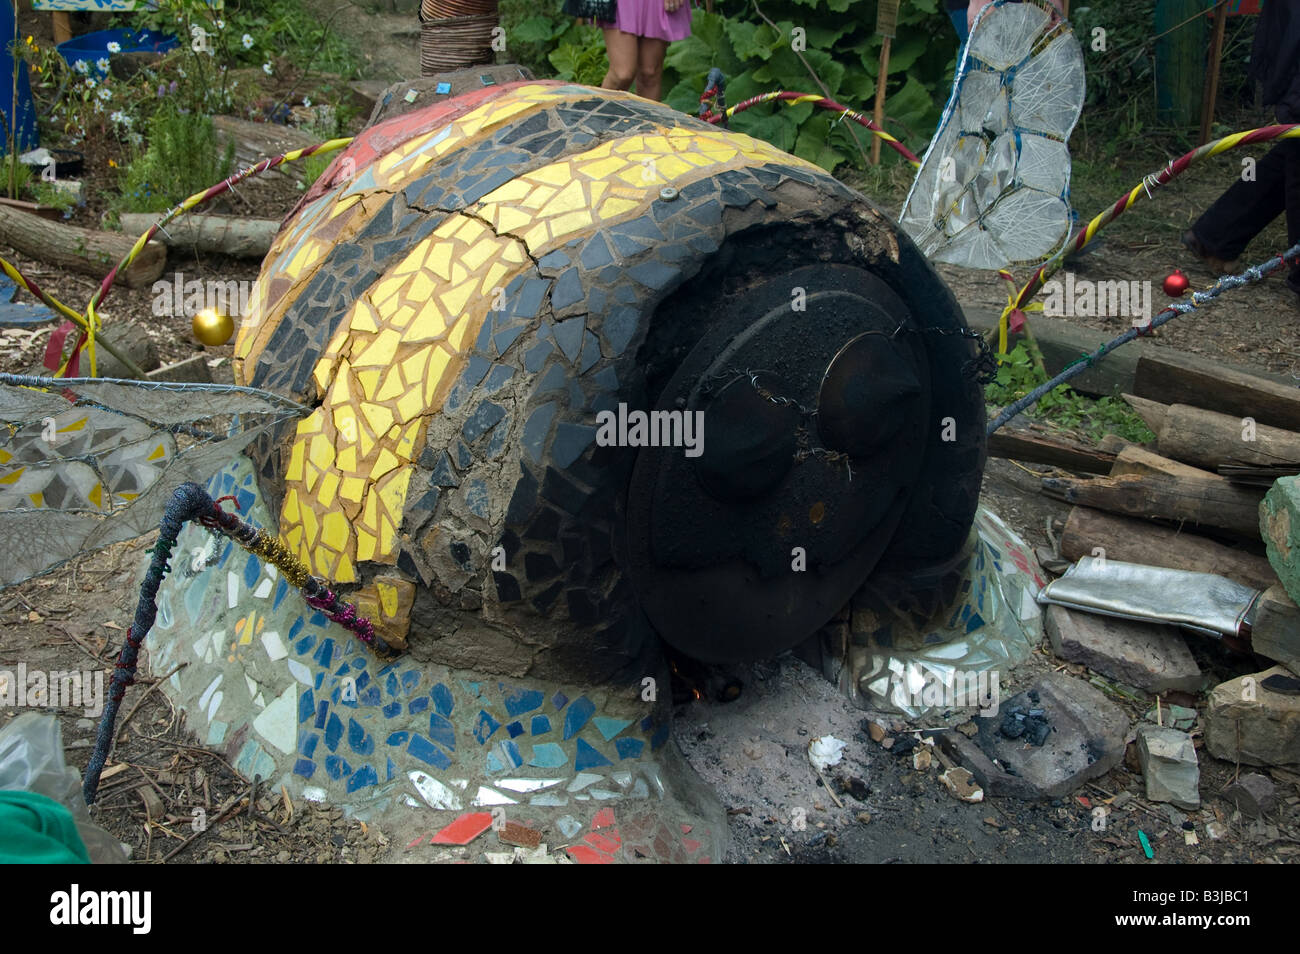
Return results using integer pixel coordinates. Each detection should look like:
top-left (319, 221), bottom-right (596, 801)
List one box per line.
top-left (1191, 142), bottom-right (1291, 261)
top-left (1283, 139), bottom-right (1300, 292)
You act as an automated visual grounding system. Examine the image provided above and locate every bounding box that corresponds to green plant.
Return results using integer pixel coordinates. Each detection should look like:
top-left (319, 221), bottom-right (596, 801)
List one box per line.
top-left (2, 155), bottom-right (31, 201)
top-left (112, 106), bottom-right (236, 214)
top-left (985, 343), bottom-right (1154, 444)
top-left (300, 151), bottom-right (332, 188)
top-left (548, 24), bottom-right (610, 87)
top-left (29, 179), bottom-right (74, 211)
top-left (501, 0), bottom-right (956, 173)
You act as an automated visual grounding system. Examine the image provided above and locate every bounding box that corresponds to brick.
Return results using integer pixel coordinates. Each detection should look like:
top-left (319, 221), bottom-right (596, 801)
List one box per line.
top-left (1044, 604), bottom-right (1201, 693)
top-left (1204, 666), bottom-right (1300, 767)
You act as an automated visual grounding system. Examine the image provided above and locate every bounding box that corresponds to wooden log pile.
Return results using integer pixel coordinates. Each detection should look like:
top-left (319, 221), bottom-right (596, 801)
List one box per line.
top-left (989, 350), bottom-right (1300, 675)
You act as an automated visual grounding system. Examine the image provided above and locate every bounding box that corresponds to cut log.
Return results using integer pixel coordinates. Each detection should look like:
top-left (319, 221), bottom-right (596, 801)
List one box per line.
top-left (1043, 471), bottom-right (1264, 538)
top-left (1135, 351), bottom-right (1300, 432)
top-left (1109, 444), bottom-right (1223, 482)
top-left (213, 116), bottom-right (318, 186)
top-left (118, 213), bottom-right (280, 259)
top-left (987, 418), bottom-right (1115, 474)
top-left (1157, 403), bottom-right (1300, 471)
top-left (1121, 393), bottom-right (1169, 434)
top-left (1249, 584), bottom-right (1300, 676)
top-left (0, 203), bottom-right (165, 289)
top-left (1060, 506), bottom-right (1276, 590)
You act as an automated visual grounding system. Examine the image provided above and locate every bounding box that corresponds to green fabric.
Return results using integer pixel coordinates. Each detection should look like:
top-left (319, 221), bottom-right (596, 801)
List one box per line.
top-left (0, 790), bottom-right (90, 864)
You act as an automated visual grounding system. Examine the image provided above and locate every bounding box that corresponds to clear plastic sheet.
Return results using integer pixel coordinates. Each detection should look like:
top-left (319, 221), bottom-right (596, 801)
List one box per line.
top-left (0, 713), bottom-right (126, 863)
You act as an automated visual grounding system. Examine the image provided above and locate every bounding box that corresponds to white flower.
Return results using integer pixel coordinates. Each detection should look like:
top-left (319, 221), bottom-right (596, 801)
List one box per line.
top-left (73, 59), bottom-right (89, 74)
top-left (96, 57), bottom-right (110, 72)
top-left (242, 33), bottom-right (254, 49)
top-left (177, 66), bottom-right (186, 77)
top-left (98, 87), bottom-right (112, 101)
top-left (129, 132), bottom-right (143, 146)
top-left (84, 77), bottom-right (96, 89)
top-left (106, 41), bottom-right (121, 53)
top-left (303, 96), bottom-right (312, 108)
top-left (110, 110), bottom-right (126, 123)
top-left (217, 18), bottom-right (225, 29)
top-left (262, 62), bottom-right (272, 75)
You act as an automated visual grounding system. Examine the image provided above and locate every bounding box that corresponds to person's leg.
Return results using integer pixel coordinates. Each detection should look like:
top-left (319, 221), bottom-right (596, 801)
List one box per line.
top-left (1282, 139), bottom-right (1300, 295)
top-left (634, 36), bottom-right (669, 101)
top-left (602, 28), bottom-right (637, 91)
top-left (1191, 143), bottom-right (1289, 262)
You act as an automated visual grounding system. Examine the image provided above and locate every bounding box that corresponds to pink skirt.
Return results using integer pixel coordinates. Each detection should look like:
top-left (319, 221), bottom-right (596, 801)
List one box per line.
top-left (600, 0), bottom-right (691, 42)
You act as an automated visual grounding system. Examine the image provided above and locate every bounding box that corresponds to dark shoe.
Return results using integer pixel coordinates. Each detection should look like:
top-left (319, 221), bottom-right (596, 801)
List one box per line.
top-left (1181, 229), bottom-right (1238, 275)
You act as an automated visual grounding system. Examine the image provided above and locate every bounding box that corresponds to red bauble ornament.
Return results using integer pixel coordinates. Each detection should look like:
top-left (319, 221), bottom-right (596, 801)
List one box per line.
top-left (1163, 268), bottom-right (1190, 297)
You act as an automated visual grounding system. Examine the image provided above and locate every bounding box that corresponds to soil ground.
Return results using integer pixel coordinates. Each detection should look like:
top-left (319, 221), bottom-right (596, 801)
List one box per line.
top-left (2, 5), bottom-right (1298, 864)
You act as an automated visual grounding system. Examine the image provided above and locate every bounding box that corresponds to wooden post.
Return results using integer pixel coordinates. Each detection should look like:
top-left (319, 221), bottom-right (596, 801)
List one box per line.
top-left (51, 11), bottom-right (71, 45)
top-left (871, 37), bottom-right (890, 166)
top-left (1199, 0), bottom-right (1228, 145)
top-left (871, 0), bottom-right (899, 166)
top-left (1154, 0), bottom-right (1206, 128)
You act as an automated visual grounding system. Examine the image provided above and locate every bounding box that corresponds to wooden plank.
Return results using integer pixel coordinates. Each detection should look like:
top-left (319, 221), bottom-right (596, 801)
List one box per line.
top-left (51, 11), bottom-right (72, 44)
top-left (964, 309), bottom-right (1295, 403)
top-left (987, 418), bottom-right (1115, 474)
top-left (1135, 351), bottom-right (1300, 431)
top-left (1059, 506), bottom-right (1276, 590)
top-left (1109, 444), bottom-right (1221, 481)
top-left (1042, 471), bottom-right (1264, 538)
top-left (964, 307), bottom-right (1142, 398)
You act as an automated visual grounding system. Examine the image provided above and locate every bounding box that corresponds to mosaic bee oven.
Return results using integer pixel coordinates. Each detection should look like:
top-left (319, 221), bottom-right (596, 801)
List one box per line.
top-left (142, 80), bottom-right (1037, 852)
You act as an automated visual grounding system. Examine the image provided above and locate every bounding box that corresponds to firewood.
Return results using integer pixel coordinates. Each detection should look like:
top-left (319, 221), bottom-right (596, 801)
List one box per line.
top-left (1109, 444), bottom-right (1223, 482)
top-left (0, 203), bottom-right (165, 288)
top-left (1135, 352), bottom-right (1300, 432)
top-left (1043, 471), bottom-right (1264, 538)
top-left (118, 213), bottom-right (280, 259)
top-left (1059, 506), bottom-right (1276, 590)
top-left (986, 418), bottom-right (1115, 473)
top-left (212, 116), bottom-right (317, 186)
top-left (1156, 403), bottom-right (1300, 471)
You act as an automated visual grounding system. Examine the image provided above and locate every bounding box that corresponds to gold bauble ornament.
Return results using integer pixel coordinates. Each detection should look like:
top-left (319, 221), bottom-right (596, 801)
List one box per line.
top-left (192, 308), bottom-right (234, 347)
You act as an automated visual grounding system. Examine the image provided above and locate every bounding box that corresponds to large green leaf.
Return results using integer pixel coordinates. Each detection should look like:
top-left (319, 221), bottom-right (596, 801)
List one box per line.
top-left (725, 19), bottom-right (780, 61)
top-left (731, 109), bottom-right (799, 153)
top-left (883, 74), bottom-right (939, 140)
top-left (838, 68), bottom-right (876, 105)
top-left (511, 15), bottom-right (558, 43)
top-left (804, 22), bottom-right (856, 48)
top-left (885, 34), bottom-right (929, 74)
top-left (795, 114), bottom-right (847, 170)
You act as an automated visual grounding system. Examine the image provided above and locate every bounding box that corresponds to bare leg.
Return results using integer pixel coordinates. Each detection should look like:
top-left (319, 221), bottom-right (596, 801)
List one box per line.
top-left (635, 36), bottom-right (669, 101)
top-left (602, 28), bottom-right (637, 91)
